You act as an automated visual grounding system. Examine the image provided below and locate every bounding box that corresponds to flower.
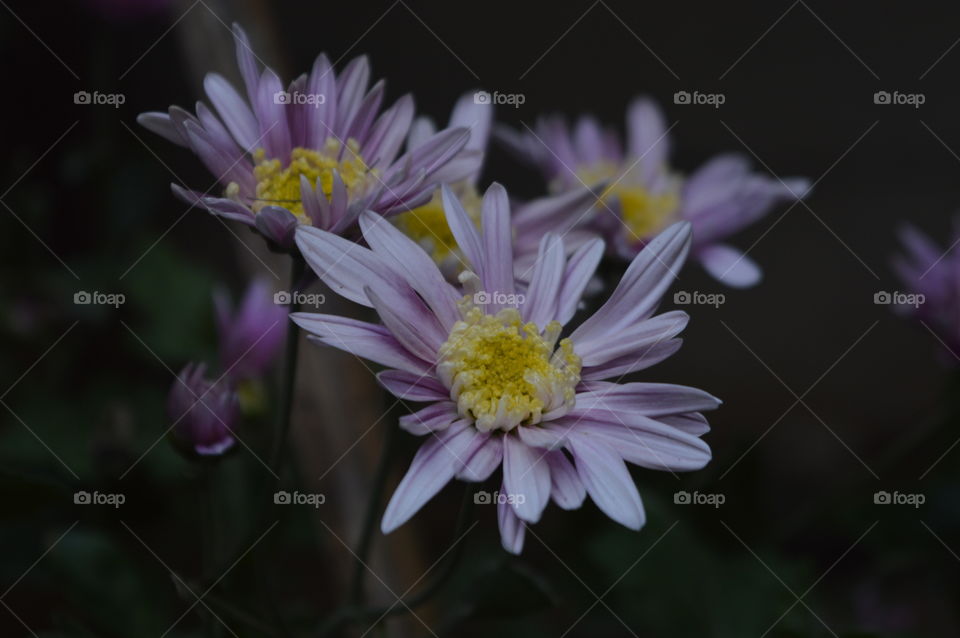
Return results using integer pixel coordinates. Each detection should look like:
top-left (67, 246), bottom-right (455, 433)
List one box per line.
top-left (292, 182), bottom-right (720, 553)
top-left (138, 24), bottom-right (480, 251)
top-left (213, 277), bottom-right (288, 381)
top-left (892, 222), bottom-right (959, 356)
top-left (392, 93), bottom-right (601, 281)
top-left (497, 97), bottom-right (811, 287)
top-left (167, 363), bottom-right (239, 457)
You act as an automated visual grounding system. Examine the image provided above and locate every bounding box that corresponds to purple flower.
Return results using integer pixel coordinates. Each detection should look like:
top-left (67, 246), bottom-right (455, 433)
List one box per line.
top-left (893, 223), bottom-right (960, 356)
top-left (214, 277), bottom-right (288, 381)
top-left (138, 25), bottom-right (480, 251)
top-left (497, 97), bottom-right (811, 287)
top-left (292, 182), bottom-right (719, 553)
top-left (167, 363), bottom-right (239, 457)
top-left (393, 93), bottom-right (601, 282)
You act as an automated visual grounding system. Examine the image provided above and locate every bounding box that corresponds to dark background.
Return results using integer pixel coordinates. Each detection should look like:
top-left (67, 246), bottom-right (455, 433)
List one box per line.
top-left (2, 0), bottom-right (959, 636)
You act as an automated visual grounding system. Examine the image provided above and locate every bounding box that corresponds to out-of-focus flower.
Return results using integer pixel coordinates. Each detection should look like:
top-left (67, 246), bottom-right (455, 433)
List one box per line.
top-left (138, 24), bottom-right (479, 251)
top-left (292, 182), bottom-right (719, 553)
top-left (392, 93), bottom-right (600, 281)
top-left (167, 363), bottom-right (239, 457)
top-left (892, 223), bottom-right (960, 355)
top-left (214, 277), bottom-right (288, 381)
top-left (497, 97), bottom-right (811, 287)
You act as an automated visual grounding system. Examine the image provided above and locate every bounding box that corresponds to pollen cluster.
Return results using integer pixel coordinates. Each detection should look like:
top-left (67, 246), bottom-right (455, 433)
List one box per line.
top-left (437, 304), bottom-right (581, 432)
top-left (241, 138), bottom-right (373, 223)
top-left (394, 185), bottom-right (483, 263)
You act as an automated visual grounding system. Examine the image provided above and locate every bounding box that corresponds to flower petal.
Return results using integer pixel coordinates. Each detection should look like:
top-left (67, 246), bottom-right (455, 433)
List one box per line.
top-left (399, 401), bottom-right (458, 436)
top-left (502, 434), bottom-right (551, 523)
top-left (568, 434), bottom-right (645, 530)
top-left (381, 421), bottom-right (475, 533)
top-left (698, 243), bottom-right (762, 288)
top-left (377, 370), bottom-right (448, 402)
top-left (290, 312), bottom-right (431, 375)
top-left (497, 487), bottom-right (526, 554)
top-left (546, 450), bottom-right (586, 510)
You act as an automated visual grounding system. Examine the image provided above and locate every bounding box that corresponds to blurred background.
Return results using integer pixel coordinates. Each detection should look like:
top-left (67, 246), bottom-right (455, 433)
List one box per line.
top-left (2, 0), bottom-right (960, 636)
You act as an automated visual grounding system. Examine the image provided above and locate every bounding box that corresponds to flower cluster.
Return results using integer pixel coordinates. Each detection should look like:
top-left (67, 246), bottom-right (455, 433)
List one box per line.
top-left (139, 23), bottom-right (816, 553)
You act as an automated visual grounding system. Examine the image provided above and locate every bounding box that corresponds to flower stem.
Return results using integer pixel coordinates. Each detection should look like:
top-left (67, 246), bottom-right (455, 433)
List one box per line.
top-left (349, 417), bottom-right (397, 605)
top-left (269, 256), bottom-right (305, 477)
top-left (322, 485), bottom-right (475, 636)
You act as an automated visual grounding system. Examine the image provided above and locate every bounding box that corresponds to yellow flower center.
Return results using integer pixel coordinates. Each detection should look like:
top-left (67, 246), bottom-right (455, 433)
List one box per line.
top-left (575, 161), bottom-right (681, 241)
top-left (394, 184), bottom-right (482, 263)
top-left (437, 303), bottom-right (581, 433)
top-left (232, 138), bottom-right (375, 224)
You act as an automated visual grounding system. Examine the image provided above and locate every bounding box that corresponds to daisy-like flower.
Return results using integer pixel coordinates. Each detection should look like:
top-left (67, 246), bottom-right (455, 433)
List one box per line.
top-left (497, 97), bottom-right (811, 287)
top-left (892, 222), bottom-right (959, 357)
top-left (392, 93), bottom-right (601, 280)
top-left (292, 182), bottom-right (720, 553)
top-left (137, 24), bottom-right (479, 251)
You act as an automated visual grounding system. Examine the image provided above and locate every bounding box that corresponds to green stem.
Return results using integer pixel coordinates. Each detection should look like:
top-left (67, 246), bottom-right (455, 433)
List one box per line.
top-left (349, 419), bottom-right (397, 605)
top-left (321, 486), bottom-right (474, 637)
top-left (201, 466), bottom-right (223, 638)
top-left (269, 256), bottom-right (306, 476)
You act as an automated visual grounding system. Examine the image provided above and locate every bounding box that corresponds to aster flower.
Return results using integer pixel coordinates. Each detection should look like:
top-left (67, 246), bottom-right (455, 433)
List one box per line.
top-left (292, 182), bottom-right (720, 553)
top-left (213, 277), bottom-right (288, 381)
top-left (892, 222), bottom-right (959, 356)
top-left (497, 97), bottom-right (811, 287)
top-left (167, 363), bottom-right (239, 457)
top-left (392, 93), bottom-right (601, 281)
top-left (137, 24), bottom-right (479, 251)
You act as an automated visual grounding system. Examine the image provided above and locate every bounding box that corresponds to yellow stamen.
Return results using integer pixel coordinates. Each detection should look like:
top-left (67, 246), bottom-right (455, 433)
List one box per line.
top-left (393, 184), bottom-right (482, 263)
top-left (576, 161), bottom-right (681, 241)
top-left (437, 302), bottom-right (581, 433)
top-left (229, 138), bottom-right (375, 225)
